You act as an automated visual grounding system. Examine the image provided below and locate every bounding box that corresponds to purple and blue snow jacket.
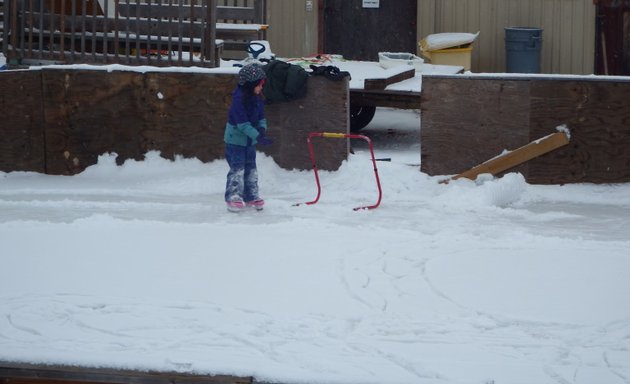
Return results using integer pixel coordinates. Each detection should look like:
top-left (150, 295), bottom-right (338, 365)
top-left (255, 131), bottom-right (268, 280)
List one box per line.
top-left (224, 86), bottom-right (267, 147)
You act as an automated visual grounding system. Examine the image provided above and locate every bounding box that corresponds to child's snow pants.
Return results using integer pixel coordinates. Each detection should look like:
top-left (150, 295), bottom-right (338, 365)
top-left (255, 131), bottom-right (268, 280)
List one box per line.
top-left (224, 143), bottom-right (259, 203)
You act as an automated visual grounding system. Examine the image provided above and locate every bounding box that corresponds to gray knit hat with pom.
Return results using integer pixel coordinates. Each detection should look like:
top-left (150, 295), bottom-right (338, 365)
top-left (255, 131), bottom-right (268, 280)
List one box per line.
top-left (238, 64), bottom-right (266, 86)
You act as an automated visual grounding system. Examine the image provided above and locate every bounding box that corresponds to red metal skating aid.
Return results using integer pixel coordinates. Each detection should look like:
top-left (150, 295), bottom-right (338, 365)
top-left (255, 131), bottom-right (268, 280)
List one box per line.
top-left (295, 132), bottom-right (382, 210)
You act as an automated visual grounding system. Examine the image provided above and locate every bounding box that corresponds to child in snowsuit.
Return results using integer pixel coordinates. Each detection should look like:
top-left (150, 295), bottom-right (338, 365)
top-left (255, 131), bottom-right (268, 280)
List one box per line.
top-left (224, 64), bottom-right (273, 212)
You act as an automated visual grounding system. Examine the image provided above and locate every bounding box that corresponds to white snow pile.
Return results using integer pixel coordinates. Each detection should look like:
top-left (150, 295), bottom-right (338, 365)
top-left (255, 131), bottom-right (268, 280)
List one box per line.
top-left (421, 32), bottom-right (480, 51)
top-left (1, 108), bottom-right (630, 384)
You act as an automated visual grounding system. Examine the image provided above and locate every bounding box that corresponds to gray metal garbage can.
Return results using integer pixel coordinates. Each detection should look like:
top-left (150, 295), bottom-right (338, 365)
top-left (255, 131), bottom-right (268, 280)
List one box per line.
top-left (505, 27), bottom-right (543, 73)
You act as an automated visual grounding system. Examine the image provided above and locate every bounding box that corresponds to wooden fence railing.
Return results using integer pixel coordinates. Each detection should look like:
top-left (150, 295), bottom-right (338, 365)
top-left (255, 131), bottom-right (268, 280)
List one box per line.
top-left (5, 0), bottom-right (219, 67)
top-left (1, 0), bottom-right (266, 67)
top-left (214, 0), bottom-right (266, 52)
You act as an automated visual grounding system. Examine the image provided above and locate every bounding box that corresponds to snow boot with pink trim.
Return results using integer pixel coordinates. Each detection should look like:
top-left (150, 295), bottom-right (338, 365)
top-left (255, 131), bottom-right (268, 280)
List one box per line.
top-left (246, 199), bottom-right (265, 211)
top-left (226, 200), bottom-right (245, 212)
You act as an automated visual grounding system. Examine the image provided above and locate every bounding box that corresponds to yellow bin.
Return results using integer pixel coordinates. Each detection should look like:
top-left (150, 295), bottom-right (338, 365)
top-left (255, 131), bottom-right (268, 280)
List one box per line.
top-left (419, 43), bottom-right (473, 71)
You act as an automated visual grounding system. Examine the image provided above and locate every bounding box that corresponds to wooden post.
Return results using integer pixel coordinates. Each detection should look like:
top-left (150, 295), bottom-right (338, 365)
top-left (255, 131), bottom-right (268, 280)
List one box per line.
top-left (443, 131), bottom-right (570, 183)
top-left (255, 0), bottom-right (265, 38)
top-left (206, 0), bottom-right (217, 67)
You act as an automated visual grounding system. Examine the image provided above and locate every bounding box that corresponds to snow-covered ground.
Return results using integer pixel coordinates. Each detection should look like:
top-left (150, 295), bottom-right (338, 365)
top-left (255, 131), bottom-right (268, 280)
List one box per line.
top-left (1, 108), bottom-right (630, 384)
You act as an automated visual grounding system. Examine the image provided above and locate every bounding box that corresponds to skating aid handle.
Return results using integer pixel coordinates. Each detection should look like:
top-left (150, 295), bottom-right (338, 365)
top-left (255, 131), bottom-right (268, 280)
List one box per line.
top-left (296, 131), bottom-right (383, 210)
top-left (321, 132), bottom-right (347, 138)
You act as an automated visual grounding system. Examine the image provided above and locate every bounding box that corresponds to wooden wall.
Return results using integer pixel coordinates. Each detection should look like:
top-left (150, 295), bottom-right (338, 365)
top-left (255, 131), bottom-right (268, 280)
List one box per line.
top-left (421, 75), bottom-right (630, 184)
top-left (0, 362), bottom-right (252, 384)
top-left (0, 71), bottom-right (46, 173)
top-left (528, 79), bottom-right (630, 183)
top-left (0, 68), bottom-right (348, 175)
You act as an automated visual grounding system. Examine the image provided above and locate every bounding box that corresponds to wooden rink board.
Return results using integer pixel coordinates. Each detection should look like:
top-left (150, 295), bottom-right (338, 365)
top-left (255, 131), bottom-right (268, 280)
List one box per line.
top-left (0, 69), bottom-right (349, 175)
top-left (0, 362), bottom-right (252, 384)
top-left (0, 71), bottom-right (46, 174)
top-left (421, 75), bottom-right (630, 184)
top-left (420, 77), bottom-right (530, 177)
top-left (528, 79), bottom-right (630, 184)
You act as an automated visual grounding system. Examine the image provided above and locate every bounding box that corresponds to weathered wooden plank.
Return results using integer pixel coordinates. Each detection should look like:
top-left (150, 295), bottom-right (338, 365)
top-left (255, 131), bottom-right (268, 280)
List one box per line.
top-left (140, 71), bottom-right (234, 162)
top-left (117, 4), bottom-right (256, 22)
top-left (27, 50), bottom-right (208, 67)
top-left (214, 29), bottom-right (266, 41)
top-left (528, 79), bottom-right (630, 184)
top-left (42, 69), bottom-right (145, 174)
top-left (420, 76), bottom-right (531, 177)
top-left (265, 75), bottom-right (349, 171)
top-left (216, 5), bottom-right (258, 21)
top-left (44, 0), bottom-right (103, 16)
top-left (625, 10), bottom-right (630, 74)
top-left (0, 362), bottom-right (252, 384)
top-left (41, 69), bottom-right (234, 174)
top-left (0, 70), bottom-right (46, 173)
top-left (363, 68), bottom-right (415, 91)
top-left (350, 89), bottom-right (421, 109)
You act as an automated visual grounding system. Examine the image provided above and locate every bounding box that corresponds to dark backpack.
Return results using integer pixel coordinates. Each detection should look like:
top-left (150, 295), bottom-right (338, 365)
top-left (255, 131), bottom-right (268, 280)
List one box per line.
top-left (263, 60), bottom-right (309, 103)
top-left (309, 65), bottom-right (351, 81)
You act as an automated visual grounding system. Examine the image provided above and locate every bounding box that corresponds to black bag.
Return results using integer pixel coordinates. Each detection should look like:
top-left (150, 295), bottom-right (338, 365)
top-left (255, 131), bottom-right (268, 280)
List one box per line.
top-left (309, 65), bottom-right (351, 81)
top-left (263, 60), bottom-right (309, 103)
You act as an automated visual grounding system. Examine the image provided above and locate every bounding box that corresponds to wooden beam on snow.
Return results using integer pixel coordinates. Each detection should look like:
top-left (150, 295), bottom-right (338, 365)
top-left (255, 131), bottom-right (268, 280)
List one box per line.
top-left (442, 131), bottom-right (570, 183)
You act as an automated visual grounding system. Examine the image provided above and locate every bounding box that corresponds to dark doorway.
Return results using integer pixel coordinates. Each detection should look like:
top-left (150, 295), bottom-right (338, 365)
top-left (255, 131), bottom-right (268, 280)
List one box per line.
top-left (322, 0), bottom-right (417, 61)
top-left (595, 0), bottom-right (630, 75)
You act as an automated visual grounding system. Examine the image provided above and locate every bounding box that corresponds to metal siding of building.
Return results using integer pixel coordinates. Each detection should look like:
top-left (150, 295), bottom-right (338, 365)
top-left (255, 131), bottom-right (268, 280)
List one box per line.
top-left (417, 0), bottom-right (595, 74)
top-left (266, 0), bottom-right (318, 58)
top-left (263, 0), bottom-right (594, 73)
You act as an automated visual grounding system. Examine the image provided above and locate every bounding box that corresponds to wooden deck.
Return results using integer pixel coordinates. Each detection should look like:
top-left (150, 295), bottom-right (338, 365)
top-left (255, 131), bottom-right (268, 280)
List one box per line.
top-left (346, 62), bottom-right (464, 110)
top-left (2, 0), bottom-right (266, 68)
